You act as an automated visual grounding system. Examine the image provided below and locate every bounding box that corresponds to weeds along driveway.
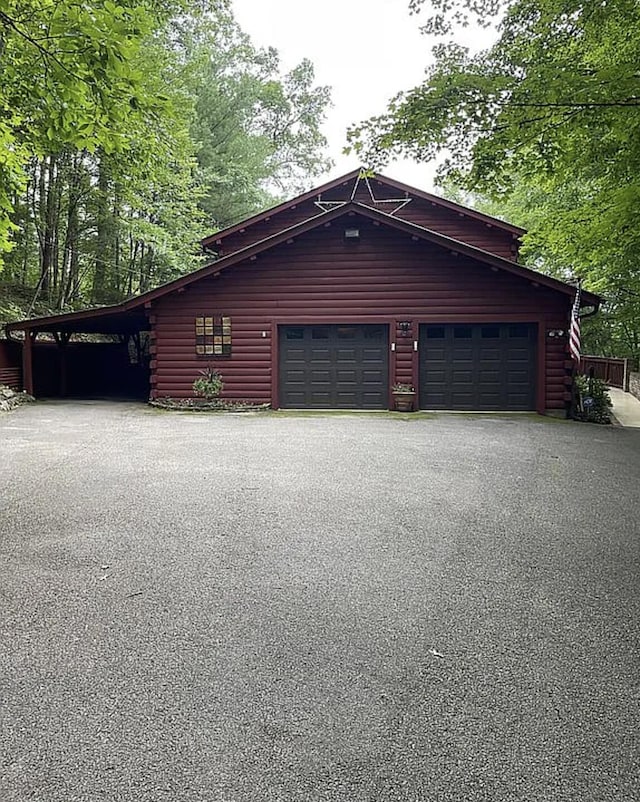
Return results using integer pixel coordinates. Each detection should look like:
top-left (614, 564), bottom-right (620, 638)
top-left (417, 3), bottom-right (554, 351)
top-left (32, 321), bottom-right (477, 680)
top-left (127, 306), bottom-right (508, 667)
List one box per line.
top-left (1, 401), bottom-right (639, 802)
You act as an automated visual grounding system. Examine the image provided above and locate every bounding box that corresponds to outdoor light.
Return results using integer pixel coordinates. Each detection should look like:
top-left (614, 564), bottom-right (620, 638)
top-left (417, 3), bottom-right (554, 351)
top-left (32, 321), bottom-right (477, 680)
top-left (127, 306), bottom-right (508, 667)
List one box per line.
top-left (344, 228), bottom-right (360, 239)
top-left (399, 321), bottom-right (411, 336)
top-left (547, 329), bottom-right (565, 337)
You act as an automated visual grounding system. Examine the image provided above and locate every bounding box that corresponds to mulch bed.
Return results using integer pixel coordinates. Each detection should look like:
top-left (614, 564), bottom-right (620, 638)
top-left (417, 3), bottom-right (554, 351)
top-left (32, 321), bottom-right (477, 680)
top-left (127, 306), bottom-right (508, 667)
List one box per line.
top-left (149, 397), bottom-right (270, 413)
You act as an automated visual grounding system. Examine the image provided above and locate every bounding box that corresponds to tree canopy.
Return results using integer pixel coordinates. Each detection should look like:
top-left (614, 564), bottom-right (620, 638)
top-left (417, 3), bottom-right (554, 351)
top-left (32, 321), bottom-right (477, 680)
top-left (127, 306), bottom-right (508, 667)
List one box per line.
top-left (0, 0), bottom-right (331, 314)
top-left (348, 0), bottom-right (640, 358)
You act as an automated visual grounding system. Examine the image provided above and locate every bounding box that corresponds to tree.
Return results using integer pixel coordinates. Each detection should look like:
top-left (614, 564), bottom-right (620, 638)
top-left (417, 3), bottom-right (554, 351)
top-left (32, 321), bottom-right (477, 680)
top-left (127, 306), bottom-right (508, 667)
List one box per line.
top-left (1, 1), bottom-right (333, 312)
top-left (186, 12), bottom-right (332, 230)
top-left (347, 0), bottom-right (640, 358)
top-left (0, 0), bottom-right (186, 263)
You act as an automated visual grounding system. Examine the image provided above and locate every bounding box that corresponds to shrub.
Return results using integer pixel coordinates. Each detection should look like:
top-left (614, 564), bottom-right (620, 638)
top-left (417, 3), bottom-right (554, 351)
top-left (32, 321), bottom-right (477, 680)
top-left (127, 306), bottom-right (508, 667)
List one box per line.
top-left (572, 374), bottom-right (612, 424)
top-left (192, 366), bottom-right (224, 400)
top-left (392, 383), bottom-right (415, 393)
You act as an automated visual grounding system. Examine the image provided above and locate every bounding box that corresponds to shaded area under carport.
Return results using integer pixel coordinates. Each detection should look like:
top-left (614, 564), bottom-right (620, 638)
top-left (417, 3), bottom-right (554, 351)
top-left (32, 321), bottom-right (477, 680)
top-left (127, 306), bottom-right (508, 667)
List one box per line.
top-left (4, 305), bottom-right (150, 400)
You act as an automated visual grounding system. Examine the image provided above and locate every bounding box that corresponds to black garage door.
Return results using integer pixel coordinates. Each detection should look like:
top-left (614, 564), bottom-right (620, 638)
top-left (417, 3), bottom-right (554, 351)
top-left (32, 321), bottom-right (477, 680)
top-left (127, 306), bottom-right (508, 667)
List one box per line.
top-left (279, 325), bottom-right (388, 408)
top-left (419, 323), bottom-right (537, 410)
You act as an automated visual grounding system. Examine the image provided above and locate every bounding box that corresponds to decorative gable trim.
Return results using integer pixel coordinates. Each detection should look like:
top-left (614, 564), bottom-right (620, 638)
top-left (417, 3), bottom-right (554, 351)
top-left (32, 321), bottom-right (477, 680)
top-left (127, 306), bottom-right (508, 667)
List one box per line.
top-left (201, 168), bottom-right (526, 250)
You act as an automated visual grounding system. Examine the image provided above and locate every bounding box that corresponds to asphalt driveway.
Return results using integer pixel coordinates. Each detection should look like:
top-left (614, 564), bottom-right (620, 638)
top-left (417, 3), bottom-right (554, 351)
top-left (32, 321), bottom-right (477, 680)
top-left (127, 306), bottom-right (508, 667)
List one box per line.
top-left (1, 402), bottom-right (639, 802)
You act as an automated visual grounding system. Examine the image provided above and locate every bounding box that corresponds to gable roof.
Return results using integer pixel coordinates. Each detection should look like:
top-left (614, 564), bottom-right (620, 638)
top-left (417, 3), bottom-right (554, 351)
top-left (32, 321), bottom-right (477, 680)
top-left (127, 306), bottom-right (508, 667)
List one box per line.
top-left (200, 168), bottom-right (526, 249)
top-left (144, 200), bottom-right (597, 307)
top-left (6, 201), bottom-right (599, 335)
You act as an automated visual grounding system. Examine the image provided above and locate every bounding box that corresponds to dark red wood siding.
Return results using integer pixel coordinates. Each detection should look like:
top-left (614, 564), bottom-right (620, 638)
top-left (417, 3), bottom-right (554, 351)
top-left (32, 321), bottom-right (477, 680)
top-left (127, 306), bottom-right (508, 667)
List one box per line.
top-left (152, 216), bottom-right (570, 411)
top-left (214, 180), bottom-right (519, 261)
top-left (0, 339), bottom-right (22, 390)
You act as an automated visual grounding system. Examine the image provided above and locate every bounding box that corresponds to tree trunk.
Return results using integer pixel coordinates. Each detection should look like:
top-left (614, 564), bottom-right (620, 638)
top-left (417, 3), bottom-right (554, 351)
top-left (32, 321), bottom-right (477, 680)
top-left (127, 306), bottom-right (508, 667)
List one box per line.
top-left (92, 151), bottom-right (112, 303)
top-left (40, 154), bottom-right (58, 301)
top-left (60, 154), bottom-right (81, 309)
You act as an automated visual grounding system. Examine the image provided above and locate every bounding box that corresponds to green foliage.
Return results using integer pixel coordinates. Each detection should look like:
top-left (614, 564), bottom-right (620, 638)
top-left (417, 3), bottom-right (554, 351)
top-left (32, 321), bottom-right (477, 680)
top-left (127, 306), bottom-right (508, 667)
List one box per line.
top-left (192, 366), bottom-right (224, 400)
top-left (0, 1), bottom-right (332, 310)
top-left (185, 13), bottom-right (332, 229)
top-left (392, 383), bottom-right (415, 393)
top-left (572, 374), bottom-right (612, 425)
top-left (348, 0), bottom-right (640, 360)
top-left (0, 0), bottom-right (184, 256)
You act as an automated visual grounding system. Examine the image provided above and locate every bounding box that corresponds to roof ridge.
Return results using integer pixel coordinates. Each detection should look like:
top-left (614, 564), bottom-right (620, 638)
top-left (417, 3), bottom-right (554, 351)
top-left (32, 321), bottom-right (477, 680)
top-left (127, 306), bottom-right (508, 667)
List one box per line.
top-left (201, 168), bottom-right (525, 248)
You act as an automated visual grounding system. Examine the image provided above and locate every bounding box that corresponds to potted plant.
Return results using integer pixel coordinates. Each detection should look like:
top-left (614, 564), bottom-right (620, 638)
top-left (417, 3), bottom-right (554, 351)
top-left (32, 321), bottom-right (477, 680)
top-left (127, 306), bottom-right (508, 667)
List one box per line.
top-left (392, 382), bottom-right (416, 412)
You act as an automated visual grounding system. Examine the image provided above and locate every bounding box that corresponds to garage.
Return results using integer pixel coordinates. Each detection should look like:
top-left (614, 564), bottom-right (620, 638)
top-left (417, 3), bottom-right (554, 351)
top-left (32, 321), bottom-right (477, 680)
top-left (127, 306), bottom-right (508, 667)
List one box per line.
top-left (419, 323), bottom-right (537, 410)
top-left (279, 324), bottom-right (388, 409)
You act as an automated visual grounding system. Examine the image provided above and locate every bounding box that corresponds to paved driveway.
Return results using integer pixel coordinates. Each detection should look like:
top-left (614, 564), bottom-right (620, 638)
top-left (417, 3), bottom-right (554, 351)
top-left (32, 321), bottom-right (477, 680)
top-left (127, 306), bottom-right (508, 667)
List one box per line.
top-left (1, 402), bottom-right (639, 802)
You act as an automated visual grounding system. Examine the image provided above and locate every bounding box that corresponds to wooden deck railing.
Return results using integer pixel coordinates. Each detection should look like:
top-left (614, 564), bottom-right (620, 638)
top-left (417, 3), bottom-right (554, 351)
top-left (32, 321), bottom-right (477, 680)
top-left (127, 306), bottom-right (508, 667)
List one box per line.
top-left (580, 356), bottom-right (630, 390)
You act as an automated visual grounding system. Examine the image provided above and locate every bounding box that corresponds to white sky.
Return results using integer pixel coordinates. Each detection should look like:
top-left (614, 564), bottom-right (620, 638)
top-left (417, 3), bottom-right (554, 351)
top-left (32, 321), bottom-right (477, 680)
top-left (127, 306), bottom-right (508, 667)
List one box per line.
top-left (232, 0), bottom-right (496, 191)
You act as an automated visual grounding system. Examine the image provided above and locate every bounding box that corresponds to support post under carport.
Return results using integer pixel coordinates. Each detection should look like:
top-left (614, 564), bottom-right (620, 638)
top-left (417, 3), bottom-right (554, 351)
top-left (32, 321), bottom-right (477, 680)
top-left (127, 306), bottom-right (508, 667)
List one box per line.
top-left (22, 330), bottom-right (37, 395)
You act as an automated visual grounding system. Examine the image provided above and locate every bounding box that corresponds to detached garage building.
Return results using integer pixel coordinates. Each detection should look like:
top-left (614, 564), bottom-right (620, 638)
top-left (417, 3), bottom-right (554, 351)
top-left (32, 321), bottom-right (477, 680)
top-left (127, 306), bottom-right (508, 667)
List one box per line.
top-left (6, 169), bottom-right (599, 414)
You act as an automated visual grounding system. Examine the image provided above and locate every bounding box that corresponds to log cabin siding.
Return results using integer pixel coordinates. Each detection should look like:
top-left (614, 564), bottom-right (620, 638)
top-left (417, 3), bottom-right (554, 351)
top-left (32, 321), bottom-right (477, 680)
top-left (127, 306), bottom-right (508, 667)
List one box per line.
top-left (214, 182), bottom-right (519, 262)
top-left (153, 217), bottom-right (569, 410)
top-left (0, 339), bottom-right (22, 390)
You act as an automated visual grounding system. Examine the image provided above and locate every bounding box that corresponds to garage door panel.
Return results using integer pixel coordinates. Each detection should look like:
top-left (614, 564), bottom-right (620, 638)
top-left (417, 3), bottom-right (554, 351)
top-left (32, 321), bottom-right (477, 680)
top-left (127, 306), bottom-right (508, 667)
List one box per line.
top-left (452, 348), bottom-right (473, 360)
top-left (311, 370), bottom-right (331, 383)
top-left (363, 370), bottom-right (384, 382)
top-left (280, 325), bottom-right (388, 408)
top-left (336, 372), bottom-right (357, 384)
top-left (451, 392), bottom-right (475, 407)
top-left (507, 349), bottom-right (531, 361)
top-left (479, 371), bottom-right (501, 383)
top-left (363, 348), bottom-right (385, 361)
top-left (452, 370), bottom-right (473, 383)
top-left (420, 323), bottom-right (536, 411)
top-left (508, 369), bottom-right (529, 381)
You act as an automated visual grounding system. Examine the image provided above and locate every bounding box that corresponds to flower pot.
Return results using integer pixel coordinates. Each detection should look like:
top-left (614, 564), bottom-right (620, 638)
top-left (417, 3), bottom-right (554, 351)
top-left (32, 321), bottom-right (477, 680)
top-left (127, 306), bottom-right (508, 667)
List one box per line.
top-left (392, 392), bottom-right (416, 412)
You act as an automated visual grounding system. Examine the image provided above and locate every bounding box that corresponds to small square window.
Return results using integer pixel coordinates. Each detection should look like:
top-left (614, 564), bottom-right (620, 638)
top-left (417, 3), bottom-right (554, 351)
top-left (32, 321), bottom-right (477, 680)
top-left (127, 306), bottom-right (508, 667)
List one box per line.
top-left (481, 326), bottom-right (500, 339)
top-left (337, 327), bottom-right (356, 339)
top-left (286, 327), bottom-right (305, 340)
top-left (426, 326), bottom-right (445, 339)
top-left (364, 326), bottom-right (384, 340)
top-left (195, 315), bottom-right (232, 357)
top-left (454, 326), bottom-right (473, 339)
top-left (509, 324), bottom-right (529, 338)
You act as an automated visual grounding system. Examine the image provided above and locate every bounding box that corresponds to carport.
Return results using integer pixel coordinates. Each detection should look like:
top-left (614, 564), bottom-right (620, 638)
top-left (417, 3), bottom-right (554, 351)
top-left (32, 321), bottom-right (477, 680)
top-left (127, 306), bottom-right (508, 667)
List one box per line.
top-left (5, 303), bottom-right (150, 400)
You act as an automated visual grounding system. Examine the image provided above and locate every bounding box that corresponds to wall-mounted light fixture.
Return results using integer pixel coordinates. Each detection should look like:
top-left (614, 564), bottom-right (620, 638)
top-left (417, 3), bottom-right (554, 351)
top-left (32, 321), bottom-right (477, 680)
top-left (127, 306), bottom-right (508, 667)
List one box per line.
top-left (344, 228), bottom-right (360, 239)
top-left (399, 321), bottom-right (411, 337)
top-left (547, 329), bottom-right (565, 338)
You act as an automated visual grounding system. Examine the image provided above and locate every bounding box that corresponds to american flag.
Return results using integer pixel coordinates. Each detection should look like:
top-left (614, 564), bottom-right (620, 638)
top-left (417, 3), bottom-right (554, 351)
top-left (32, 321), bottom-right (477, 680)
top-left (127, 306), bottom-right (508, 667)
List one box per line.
top-left (569, 281), bottom-right (581, 362)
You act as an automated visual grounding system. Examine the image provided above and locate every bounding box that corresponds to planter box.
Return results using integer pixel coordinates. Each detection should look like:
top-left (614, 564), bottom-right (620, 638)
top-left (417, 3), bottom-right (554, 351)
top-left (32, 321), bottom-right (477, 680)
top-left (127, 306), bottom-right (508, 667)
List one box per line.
top-left (392, 392), bottom-right (416, 412)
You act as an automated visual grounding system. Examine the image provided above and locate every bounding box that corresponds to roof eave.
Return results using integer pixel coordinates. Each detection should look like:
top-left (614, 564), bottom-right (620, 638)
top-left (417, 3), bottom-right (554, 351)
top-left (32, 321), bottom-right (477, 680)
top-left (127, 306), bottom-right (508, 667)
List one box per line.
top-left (4, 301), bottom-right (147, 334)
top-left (349, 202), bottom-right (599, 305)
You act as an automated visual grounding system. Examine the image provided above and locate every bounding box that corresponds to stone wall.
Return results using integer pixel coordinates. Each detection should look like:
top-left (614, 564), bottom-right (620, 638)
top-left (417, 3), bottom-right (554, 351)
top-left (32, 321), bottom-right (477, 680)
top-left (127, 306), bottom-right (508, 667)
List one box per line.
top-left (629, 372), bottom-right (640, 401)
